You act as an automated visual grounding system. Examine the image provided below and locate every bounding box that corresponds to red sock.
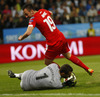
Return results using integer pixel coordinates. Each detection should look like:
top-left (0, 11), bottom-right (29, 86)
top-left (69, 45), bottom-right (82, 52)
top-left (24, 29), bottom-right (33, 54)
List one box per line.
top-left (69, 55), bottom-right (89, 71)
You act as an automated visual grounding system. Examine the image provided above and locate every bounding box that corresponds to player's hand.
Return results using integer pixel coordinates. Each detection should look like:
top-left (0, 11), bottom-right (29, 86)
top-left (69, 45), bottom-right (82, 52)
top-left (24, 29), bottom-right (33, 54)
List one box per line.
top-left (18, 35), bottom-right (23, 41)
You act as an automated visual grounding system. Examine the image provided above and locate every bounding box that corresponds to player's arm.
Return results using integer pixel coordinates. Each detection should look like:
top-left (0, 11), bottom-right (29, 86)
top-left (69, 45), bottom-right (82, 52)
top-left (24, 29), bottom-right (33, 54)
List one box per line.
top-left (49, 11), bottom-right (53, 16)
top-left (18, 26), bottom-right (34, 41)
top-left (49, 11), bottom-right (53, 19)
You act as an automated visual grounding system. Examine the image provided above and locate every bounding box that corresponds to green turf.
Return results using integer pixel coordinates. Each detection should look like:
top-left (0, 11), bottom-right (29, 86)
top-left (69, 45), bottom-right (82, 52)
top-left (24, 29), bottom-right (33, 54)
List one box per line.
top-left (0, 55), bottom-right (100, 97)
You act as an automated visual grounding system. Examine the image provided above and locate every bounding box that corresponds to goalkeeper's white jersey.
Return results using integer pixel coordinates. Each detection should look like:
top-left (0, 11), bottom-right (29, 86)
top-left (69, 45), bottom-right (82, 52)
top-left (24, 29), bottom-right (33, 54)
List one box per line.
top-left (20, 63), bottom-right (63, 91)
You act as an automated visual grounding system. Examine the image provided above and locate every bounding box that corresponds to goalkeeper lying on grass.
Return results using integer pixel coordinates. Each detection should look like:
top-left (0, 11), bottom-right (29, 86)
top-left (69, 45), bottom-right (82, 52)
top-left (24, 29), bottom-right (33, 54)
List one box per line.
top-left (8, 63), bottom-right (77, 91)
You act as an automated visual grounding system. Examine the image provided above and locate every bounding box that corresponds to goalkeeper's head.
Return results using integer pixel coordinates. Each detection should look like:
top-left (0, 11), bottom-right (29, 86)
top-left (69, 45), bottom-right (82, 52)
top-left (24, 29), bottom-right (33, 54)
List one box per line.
top-left (60, 64), bottom-right (73, 78)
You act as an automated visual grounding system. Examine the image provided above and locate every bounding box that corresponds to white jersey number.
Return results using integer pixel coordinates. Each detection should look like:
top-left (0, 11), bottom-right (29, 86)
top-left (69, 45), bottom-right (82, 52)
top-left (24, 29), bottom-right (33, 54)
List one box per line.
top-left (43, 16), bottom-right (56, 32)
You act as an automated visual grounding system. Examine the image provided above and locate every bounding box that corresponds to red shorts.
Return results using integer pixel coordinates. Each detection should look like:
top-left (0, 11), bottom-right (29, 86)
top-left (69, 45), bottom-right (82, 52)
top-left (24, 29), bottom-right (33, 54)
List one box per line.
top-left (45, 39), bottom-right (70, 60)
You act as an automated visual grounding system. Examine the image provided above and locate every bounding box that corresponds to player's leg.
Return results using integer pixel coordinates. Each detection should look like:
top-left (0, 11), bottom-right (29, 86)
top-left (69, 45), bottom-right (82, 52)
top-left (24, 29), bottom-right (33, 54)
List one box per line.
top-left (62, 52), bottom-right (94, 75)
top-left (44, 58), bottom-right (61, 68)
top-left (8, 70), bottom-right (22, 79)
top-left (44, 58), bottom-right (54, 65)
top-left (44, 49), bottom-right (61, 68)
top-left (44, 46), bottom-right (57, 65)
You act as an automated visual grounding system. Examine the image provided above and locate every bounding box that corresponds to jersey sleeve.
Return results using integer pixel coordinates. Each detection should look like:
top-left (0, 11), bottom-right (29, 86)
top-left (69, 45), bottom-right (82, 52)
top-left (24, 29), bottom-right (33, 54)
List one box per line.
top-left (28, 17), bottom-right (36, 27)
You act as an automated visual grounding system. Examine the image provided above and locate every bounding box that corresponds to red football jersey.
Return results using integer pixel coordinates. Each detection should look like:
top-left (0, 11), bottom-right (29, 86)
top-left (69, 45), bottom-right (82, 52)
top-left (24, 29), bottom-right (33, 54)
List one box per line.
top-left (28, 9), bottom-right (66, 46)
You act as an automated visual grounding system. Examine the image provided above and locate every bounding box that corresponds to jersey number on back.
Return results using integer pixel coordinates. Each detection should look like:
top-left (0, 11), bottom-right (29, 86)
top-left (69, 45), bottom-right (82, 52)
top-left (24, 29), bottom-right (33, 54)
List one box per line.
top-left (36, 73), bottom-right (48, 80)
top-left (43, 16), bottom-right (56, 32)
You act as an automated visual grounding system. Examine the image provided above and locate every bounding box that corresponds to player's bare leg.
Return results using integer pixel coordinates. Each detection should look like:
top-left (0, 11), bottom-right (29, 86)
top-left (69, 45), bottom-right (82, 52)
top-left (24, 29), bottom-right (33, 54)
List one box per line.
top-left (62, 52), bottom-right (94, 75)
top-left (44, 58), bottom-right (60, 68)
top-left (44, 58), bottom-right (54, 65)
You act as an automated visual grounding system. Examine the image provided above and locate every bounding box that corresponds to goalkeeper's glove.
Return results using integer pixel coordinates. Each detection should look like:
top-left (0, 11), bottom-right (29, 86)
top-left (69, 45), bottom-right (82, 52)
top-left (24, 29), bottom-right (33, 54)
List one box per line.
top-left (62, 72), bottom-right (77, 87)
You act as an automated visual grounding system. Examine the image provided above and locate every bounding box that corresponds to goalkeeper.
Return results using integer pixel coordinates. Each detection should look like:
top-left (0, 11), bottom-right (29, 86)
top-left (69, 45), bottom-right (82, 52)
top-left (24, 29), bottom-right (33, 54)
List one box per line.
top-left (8, 63), bottom-right (77, 91)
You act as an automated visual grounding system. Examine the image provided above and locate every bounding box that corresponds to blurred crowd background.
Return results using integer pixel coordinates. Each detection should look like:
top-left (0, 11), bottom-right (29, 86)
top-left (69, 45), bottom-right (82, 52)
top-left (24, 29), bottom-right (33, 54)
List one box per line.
top-left (0, 0), bottom-right (100, 43)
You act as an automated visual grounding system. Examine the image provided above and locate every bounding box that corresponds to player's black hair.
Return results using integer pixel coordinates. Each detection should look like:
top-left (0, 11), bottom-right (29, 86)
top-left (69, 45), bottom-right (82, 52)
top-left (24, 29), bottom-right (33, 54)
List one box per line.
top-left (22, 3), bottom-right (34, 11)
top-left (60, 64), bottom-right (73, 74)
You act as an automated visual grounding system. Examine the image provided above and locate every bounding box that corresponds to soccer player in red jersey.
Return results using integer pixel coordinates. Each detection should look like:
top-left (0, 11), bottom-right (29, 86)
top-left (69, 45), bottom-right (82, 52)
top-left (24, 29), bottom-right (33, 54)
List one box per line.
top-left (18, 4), bottom-right (94, 75)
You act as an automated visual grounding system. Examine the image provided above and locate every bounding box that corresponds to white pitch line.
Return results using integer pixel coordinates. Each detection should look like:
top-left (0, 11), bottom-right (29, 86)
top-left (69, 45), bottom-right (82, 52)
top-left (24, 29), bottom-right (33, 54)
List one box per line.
top-left (0, 93), bottom-right (100, 96)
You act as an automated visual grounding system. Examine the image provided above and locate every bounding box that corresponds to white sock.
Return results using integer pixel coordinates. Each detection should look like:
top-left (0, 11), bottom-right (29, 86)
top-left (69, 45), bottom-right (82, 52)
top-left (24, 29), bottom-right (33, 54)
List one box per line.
top-left (15, 73), bottom-right (22, 78)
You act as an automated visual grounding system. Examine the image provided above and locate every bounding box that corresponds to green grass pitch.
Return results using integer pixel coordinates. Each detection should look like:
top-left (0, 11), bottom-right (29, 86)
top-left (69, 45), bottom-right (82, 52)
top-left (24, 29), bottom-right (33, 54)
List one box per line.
top-left (0, 55), bottom-right (100, 97)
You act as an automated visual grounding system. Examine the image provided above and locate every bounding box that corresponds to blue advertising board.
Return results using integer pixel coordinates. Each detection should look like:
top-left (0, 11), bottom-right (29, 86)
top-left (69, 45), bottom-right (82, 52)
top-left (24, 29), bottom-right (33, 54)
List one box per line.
top-left (3, 22), bottom-right (100, 44)
top-left (3, 27), bottom-right (45, 44)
